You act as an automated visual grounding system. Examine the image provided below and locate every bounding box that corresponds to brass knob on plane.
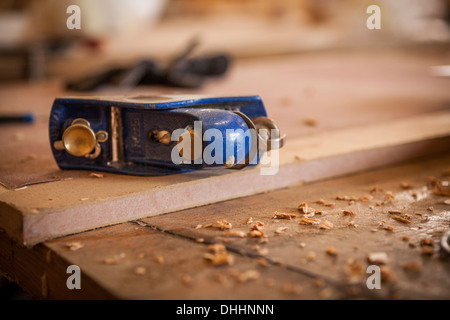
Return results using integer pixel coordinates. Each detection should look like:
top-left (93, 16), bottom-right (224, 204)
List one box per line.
top-left (54, 118), bottom-right (108, 159)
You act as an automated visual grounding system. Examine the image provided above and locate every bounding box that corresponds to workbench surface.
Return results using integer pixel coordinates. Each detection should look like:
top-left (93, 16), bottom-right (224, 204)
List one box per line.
top-left (0, 47), bottom-right (449, 300)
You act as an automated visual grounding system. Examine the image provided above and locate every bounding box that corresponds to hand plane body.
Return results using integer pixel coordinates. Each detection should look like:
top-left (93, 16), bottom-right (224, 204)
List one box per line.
top-left (49, 95), bottom-right (284, 175)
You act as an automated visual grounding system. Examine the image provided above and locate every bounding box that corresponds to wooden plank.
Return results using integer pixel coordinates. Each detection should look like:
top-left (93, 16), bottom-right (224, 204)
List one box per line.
top-left (139, 153), bottom-right (450, 299)
top-left (0, 111), bottom-right (449, 246)
top-left (1, 222), bottom-right (351, 300)
top-left (2, 154), bottom-right (449, 299)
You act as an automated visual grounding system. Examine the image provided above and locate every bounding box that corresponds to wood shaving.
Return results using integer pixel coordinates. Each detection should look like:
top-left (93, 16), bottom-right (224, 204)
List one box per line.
top-left (89, 172), bottom-right (104, 178)
top-left (251, 221), bottom-right (265, 231)
top-left (257, 258), bottom-right (269, 267)
top-left (336, 196), bottom-right (357, 201)
top-left (225, 230), bottom-right (247, 238)
top-left (215, 274), bottom-right (228, 285)
top-left (195, 224), bottom-right (202, 229)
top-left (402, 262), bottom-right (422, 272)
top-left (272, 212), bottom-right (296, 220)
top-left (249, 230), bottom-right (265, 238)
top-left (196, 238), bottom-right (204, 243)
top-left (402, 235), bottom-right (410, 242)
top-left (104, 257), bottom-right (120, 265)
top-left (137, 253), bottom-right (145, 259)
top-left (246, 217), bottom-right (253, 224)
top-left (66, 242), bottom-right (84, 251)
top-left (383, 225), bottom-right (394, 231)
top-left (319, 288), bottom-right (333, 299)
top-left (347, 221), bottom-right (358, 228)
top-left (444, 199), bottom-right (450, 205)
top-left (384, 191), bottom-right (395, 201)
top-left (324, 202), bottom-right (335, 207)
top-left (392, 215), bottom-right (411, 224)
top-left (326, 246), bottom-right (339, 256)
top-left (257, 247), bottom-right (269, 256)
top-left (341, 209), bottom-right (355, 216)
top-left (80, 197), bottom-right (89, 201)
top-left (208, 243), bottom-right (226, 253)
top-left (360, 195), bottom-right (373, 202)
top-left (181, 274), bottom-right (193, 286)
top-left (400, 182), bottom-right (413, 189)
top-left (217, 220), bottom-right (232, 230)
top-left (367, 252), bottom-right (388, 265)
top-left (319, 221), bottom-right (334, 230)
top-left (432, 183), bottom-right (450, 196)
top-left (388, 209), bottom-right (404, 214)
top-left (315, 199), bottom-right (325, 204)
top-left (314, 278), bottom-right (325, 288)
top-left (303, 117), bottom-right (318, 127)
top-left (345, 261), bottom-right (364, 283)
top-left (298, 242), bottom-right (306, 248)
top-left (380, 266), bottom-right (396, 283)
top-left (14, 186), bottom-right (28, 191)
top-left (348, 200), bottom-right (355, 205)
top-left (306, 252), bottom-right (316, 261)
top-left (297, 202), bottom-right (308, 213)
top-left (275, 226), bottom-right (289, 234)
top-left (303, 210), bottom-right (316, 218)
top-left (299, 216), bottom-right (321, 225)
top-left (370, 185), bottom-right (383, 193)
top-left (134, 267), bottom-right (146, 275)
top-left (235, 269), bottom-right (260, 282)
top-left (283, 283), bottom-right (301, 294)
top-left (420, 238), bottom-right (434, 246)
top-left (203, 250), bottom-right (234, 266)
top-left (421, 246), bottom-right (434, 256)
top-left (204, 223), bottom-right (213, 228)
top-left (427, 206), bottom-right (434, 211)
top-left (155, 256), bottom-right (164, 264)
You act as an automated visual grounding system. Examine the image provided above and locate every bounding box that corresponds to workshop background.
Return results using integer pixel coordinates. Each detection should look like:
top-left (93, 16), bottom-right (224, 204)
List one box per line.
top-left (0, 0), bottom-right (449, 300)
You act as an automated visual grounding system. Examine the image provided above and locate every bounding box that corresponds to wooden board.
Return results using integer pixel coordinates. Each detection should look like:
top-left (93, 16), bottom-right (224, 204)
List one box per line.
top-left (2, 153), bottom-right (449, 299)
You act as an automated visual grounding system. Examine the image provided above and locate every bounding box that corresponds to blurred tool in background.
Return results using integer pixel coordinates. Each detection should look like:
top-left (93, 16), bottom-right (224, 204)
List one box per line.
top-left (65, 38), bottom-right (231, 91)
top-left (0, 0), bottom-right (449, 83)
